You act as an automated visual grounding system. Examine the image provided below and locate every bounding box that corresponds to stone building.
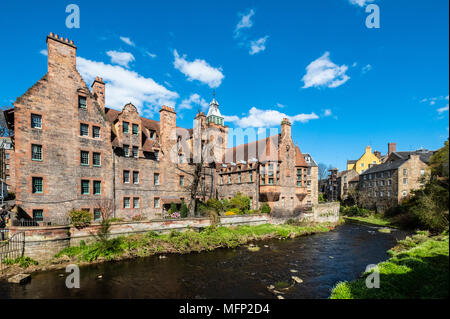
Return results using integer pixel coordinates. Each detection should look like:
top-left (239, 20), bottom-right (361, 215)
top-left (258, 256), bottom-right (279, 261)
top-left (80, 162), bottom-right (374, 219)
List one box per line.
top-left (2, 33), bottom-right (318, 222)
top-left (336, 169), bottom-right (359, 201)
top-left (0, 137), bottom-right (15, 194)
top-left (217, 120), bottom-right (318, 216)
top-left (357, 149), bottom-right (434, 212)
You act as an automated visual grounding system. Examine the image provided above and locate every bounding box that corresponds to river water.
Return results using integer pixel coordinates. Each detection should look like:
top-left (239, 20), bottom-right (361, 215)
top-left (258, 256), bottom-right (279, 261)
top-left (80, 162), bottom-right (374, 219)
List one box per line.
top-left (0, 223), bottom-right (408, 299)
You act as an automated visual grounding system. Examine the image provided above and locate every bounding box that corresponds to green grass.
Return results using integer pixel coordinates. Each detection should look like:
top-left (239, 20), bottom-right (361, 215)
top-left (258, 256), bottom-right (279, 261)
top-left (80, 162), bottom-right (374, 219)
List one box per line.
top-left (344, 215), bottom-right (394, 227)
top-left (2, 256), bottom-right (39, 268)
top-left (54, 223), bottom-right (332, 263)
top-left (330, 232), bottom-right (449, 299)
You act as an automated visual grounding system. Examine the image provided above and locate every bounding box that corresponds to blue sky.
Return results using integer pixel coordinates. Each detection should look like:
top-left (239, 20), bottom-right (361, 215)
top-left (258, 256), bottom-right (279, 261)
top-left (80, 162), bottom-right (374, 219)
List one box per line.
top-left (0, 0), bottom-right (448, 170)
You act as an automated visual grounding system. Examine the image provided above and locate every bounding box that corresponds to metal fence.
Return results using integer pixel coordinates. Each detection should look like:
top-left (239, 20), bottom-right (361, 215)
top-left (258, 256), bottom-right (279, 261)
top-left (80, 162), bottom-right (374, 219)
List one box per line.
top-left (12, 217), bottom-right (70, 227)
top-left (0, 228), bottom-right (8, 241)
top-left (0, 232), bottom-right (25, 271)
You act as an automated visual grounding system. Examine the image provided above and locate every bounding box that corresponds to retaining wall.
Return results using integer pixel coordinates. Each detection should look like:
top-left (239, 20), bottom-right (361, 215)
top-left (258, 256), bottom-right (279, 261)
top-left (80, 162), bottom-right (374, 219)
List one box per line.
top-left (8, 206), bottom-right (339, 261)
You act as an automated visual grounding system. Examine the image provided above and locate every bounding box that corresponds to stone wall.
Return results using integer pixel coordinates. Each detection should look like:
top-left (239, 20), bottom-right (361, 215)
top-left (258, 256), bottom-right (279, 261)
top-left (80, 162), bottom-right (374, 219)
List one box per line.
top-left (8, 214), bottom-right (270, 261)
top-left (300, 202), bottom-right (340, 224)
top-left (7, 208), bottom-right (339, 261)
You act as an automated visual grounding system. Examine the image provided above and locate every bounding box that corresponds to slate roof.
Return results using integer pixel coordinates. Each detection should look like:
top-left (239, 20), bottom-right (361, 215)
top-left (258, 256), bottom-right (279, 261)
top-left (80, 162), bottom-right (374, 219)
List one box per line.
top-left (360, 150), bottom-right (435, 175)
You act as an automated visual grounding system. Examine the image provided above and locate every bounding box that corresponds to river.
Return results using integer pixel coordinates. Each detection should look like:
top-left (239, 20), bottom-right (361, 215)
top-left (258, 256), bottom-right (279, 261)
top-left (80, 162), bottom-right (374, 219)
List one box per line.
top-left (0, 223), bottom-right (408, 299)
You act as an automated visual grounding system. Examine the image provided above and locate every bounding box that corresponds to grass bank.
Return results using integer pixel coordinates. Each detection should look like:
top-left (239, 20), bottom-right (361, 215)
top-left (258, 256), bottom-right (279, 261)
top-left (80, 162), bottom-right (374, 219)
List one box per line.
top-left (344, 215), bottom-right (395, 228)
top-left (53, 223), bottom-right (335, 264)
top-left (330, 231), bottom-right (449, 299)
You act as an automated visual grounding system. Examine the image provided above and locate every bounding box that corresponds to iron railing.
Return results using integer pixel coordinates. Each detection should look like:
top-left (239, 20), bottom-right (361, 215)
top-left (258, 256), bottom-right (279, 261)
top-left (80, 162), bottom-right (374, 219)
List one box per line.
top-left (0, 231), bottom-right (25, 271)
top-left (12, 217), bottom-right (70, 227)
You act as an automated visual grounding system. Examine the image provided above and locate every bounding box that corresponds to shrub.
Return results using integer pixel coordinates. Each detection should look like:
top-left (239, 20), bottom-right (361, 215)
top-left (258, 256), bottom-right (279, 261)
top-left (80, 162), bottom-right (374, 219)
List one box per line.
top-left (171, 212), bottom-right (181, 219)
top-left (169, 203), bottom-right (177, 215)
top-left (221, 199), bottom-right (232, 211)
top-left (206, 198), bottom-right (223, 214)
top-left (69, 209), bottom-right (92, 228)
top-left (225, 211), bottom-right (237, 216)
top-left (180, 202), bottom-right (189, 218)
top-left (230, 192), bottom-right (251, 213)
top-left (132, 214), bottom-right (145, 221)
top-left (2, 256), bottom-right (38, 268)
top-left (318, 193), bottom-right (326, 203)
top-left (261, 203), bottom-right (271, 214)
top-left (229, 208), bottom-right (242, 215)
top-left (109, 217), bottom-right (124, 223)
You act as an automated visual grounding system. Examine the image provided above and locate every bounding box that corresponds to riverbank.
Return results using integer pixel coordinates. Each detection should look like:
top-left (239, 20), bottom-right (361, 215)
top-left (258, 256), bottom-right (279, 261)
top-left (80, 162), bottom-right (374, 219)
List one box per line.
top-left (343, 215), bottom-right (395, 228)
top-left (330, 231), bottom-right (449, 299)
top-left (1, 222), bottom-right (337, 280)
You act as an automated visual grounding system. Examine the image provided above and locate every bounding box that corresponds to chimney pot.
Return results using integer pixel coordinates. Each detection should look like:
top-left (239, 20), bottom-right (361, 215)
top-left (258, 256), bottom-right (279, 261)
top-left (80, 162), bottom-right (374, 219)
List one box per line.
top-left (49, 32), bottom-right (54, 37)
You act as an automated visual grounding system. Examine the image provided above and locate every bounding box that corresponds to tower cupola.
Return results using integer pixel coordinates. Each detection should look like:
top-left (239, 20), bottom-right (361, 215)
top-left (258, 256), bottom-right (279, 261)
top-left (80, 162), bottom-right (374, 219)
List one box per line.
top-left (206, 92), bottom-right (224, 126)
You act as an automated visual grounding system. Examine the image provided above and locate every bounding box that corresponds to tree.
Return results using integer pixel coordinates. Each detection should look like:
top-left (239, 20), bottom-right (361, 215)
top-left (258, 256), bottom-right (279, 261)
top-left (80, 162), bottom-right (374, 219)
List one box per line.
top-left (318, 163), bottom-right (328, 180)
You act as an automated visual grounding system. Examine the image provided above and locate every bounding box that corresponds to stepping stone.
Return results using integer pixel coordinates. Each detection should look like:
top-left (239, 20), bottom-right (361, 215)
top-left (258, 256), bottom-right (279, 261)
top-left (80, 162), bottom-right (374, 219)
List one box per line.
top-left (8, 273), bottom-right (31, 284)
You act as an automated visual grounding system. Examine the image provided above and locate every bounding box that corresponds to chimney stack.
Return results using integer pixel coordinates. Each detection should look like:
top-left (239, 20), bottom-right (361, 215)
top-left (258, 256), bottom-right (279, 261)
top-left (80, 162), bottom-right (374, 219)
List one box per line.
top-left (281, 118), bottom-right (291, 140)
top-left (388, 142), bottom-right (397, 156)
top-left (92, 77), bottom-right (105, 108)
top-left (46, 32), bottom-right (77, 76)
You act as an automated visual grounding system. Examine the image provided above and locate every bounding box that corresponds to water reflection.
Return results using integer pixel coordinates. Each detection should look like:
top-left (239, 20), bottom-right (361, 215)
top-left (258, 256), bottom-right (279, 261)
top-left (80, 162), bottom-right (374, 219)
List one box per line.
top-left (0, 223), bottom-right (408, 299)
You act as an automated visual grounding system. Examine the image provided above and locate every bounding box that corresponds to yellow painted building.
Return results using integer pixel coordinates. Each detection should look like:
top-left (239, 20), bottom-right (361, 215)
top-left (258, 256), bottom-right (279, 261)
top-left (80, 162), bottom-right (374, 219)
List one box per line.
top-left (347, 146), bottom-right (381, 174)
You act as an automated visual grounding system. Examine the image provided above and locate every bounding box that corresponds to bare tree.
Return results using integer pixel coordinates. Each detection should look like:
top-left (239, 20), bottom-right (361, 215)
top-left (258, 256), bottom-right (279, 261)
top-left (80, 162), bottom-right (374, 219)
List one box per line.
top-left (318, 163), bottom-right (328, 180)
top-left (91, 198), bottom-right (114, 243)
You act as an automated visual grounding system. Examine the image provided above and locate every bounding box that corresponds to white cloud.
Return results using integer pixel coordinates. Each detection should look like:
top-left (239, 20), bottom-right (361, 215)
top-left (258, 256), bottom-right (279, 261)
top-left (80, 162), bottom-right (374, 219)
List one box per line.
top-left (77, 57), bottom-right (178, 116)
top-left (106, 51), bottom-right (135, 68)
top-left (178, 93), bottom-right (209, 111)
top-left (324, 109), bottom-right (332, 117)
top-left (224, 107), bottom-right (319, 128)
top-left (40, 49), bottom-right (48, 56)
top-left (437, 104), bottom-right (449, 114)
top-left (119, 36), bottom-right (135, 47)
top-left (362, 64), bottom-right (373, 74)
top-left (349, 0), bottom-right (375, 7)
top-left (249, 36), bottom-right (269, 55)
top-left (276, 103), bottom-right (286, 108)
top-left (145, 51), bottom-right (157, 58)
top-left (173, 50), bottom-right (224, 88)
top-left (302, 52), bottom-right (350, 89)
top-left (234, 9), bottom-right (255, 37)
top-left (420, 95), bottom-right (449, 106)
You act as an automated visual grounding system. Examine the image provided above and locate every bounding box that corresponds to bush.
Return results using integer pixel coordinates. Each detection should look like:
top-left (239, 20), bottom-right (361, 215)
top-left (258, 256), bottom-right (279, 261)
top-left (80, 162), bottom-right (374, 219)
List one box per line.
top-left (206, 198), bottom-right (223, 214)
top-left (318, 193), bottom-right (326, 203)
top-left (2, 256), bottom-right (38, 268)
top-left (230, 192), bottom-right (250, 213)
top-left (261, 203), bottom-right (271, 214)
top-left (109, 217), bottom-right (124, 223)
top-left (341, 205), bottom-right (371, 217)
top-left (228, 208), bottom-right (242, 215)
top-left (132, 214), bottom-right (145, 221)
top-left (180, 202), bottom-right (189, 218)
top-left (69, 209), bottom-right (92, 227)
top-left (225, 211), bottom-right (237, 216)
top-left (221, 199), bottom-right (232, 211)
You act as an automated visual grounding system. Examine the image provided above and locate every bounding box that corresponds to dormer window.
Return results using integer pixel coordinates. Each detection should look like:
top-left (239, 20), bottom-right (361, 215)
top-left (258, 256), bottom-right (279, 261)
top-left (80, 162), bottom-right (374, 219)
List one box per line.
top-left (78, 96), bottom-right (87, 109)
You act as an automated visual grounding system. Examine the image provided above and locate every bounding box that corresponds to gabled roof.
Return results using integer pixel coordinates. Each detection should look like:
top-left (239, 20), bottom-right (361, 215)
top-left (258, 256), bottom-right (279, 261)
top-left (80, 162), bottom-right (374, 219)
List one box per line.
top-left (223, 134), bottom-right (281, 163)
top-left (295, 146), bottom-right (308, 167)
top-left (360, 149), bottom-right (434, 175)
top-left (302, 153), bottom-right (318, 167)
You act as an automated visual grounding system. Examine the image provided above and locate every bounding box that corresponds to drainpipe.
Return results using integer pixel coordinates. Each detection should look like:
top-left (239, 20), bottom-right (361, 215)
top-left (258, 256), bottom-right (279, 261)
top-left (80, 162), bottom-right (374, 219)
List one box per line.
top-left (112, 147), bottom-right (116, 218)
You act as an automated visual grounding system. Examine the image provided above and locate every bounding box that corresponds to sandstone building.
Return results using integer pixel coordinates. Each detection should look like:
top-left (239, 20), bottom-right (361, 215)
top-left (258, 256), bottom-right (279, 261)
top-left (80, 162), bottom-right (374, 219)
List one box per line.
top-left (357, 149), bottom-right (434, 212)
top-left (3, 33), bottom-right (318, 223)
